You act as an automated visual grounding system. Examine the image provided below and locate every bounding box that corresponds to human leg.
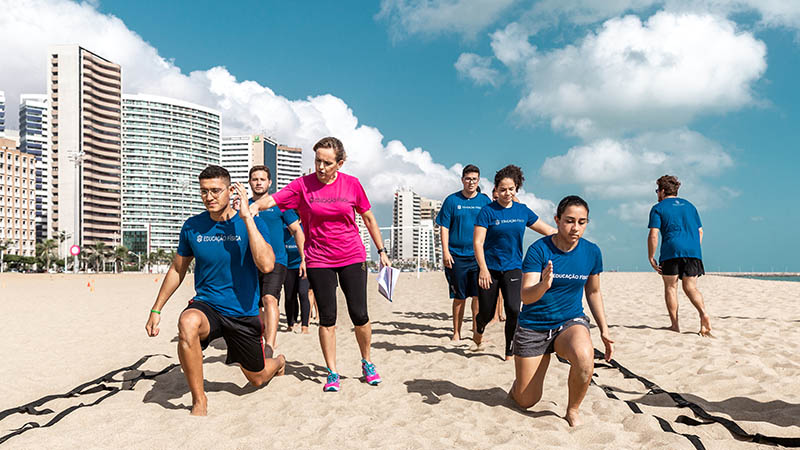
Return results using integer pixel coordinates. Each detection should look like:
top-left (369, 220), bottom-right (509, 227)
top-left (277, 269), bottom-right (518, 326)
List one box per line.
top-left (178, 304), bottom-right (213, 416)
top-left (338, 262), bottom-right (371, 361)
top-left (307, 267), bottom-right (339, 372)
top-left (260, 264), bottom-right (287, 349)
top-left (473, 270), bottom-right (500, 346)
top-left (661, 274), bottom-right (680, 332)
top-left (511, 353), bottom-right (551, 408)
top-left (452, 298), bottom-right (466, 340)
top-left (298, 276), bottom-right (311, 332)
top-left (500, 270), bottom-right (522, 360)
top-left (682, 276), bottom-right (711, 336)
top-left (553, 323), bottom-right (595, 426)
top-left (283, 268), bottom-right (300, 330)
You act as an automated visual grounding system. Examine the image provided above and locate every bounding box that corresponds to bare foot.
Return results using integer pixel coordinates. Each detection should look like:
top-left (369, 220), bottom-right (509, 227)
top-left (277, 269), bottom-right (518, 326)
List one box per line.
top-left (275, 355), bottom-right (286, 376)
top-left (301, 326), bottom-right (310, 334)
top-left (472, 333), bottom-right (484, 350)
top-left (565, 409), bottom-right (582, 427)
top-left (450, 333), bottom-right (461, 341)
top-left (667, 324), bottom-right (680, 333)
top-left (190, 394), bottom-right (208, 416)
top-left (699, 315), bottom-right (712, 337)
top-left (505, 355), bottom-right (514, 361)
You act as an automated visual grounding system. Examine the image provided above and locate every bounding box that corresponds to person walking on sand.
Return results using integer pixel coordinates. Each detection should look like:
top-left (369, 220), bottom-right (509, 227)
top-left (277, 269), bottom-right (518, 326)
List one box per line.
top-left (145, 165), bottom-right (285, 416)
top-left (250, 136), bottom-right (391, 392)
top-left (248, 165), bottom-right (305, 351)
top-left (283, 214), bottom-right (312, 334)
top-left (472, 165), bottom-right (556, 360)
top-left (647, 175), bottom-right (712, 336)
top-left (510, 195), bottom-right (614, 427)
top-left (436, 164), bottom-right (491, 341)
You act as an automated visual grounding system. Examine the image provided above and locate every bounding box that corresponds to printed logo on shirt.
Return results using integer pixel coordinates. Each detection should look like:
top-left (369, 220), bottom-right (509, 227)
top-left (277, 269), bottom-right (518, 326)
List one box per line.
top-left (458, 205), bottom-right (482, 210)
top-left (196, 234), bottom-right (242, 243)
top-left (492, 218), bottom-right (525, 226)
top-left (673, 200), bottom-right (683, 206)
top-left (553, 273), bottom-right (589, 281)
top-left (310, 196), bottom-right (349, 204)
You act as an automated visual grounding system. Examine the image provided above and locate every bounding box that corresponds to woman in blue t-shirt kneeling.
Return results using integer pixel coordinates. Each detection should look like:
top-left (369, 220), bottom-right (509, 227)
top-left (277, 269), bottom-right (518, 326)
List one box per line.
top-left (473, 165), bottom-right (556, 360)
top-left (510, 195), bottom-right (614, 427)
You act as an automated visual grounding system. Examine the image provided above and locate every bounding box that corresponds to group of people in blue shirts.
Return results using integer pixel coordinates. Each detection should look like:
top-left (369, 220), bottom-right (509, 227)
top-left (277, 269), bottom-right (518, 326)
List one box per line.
top-left (436, 164), bottom-right (708, 426)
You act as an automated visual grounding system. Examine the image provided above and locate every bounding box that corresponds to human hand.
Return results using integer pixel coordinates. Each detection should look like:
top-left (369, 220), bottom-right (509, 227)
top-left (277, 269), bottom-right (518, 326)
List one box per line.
top-left (380, 252), bottom-right (392, 268)
top-left (478, 268), bottom-right (492, 290)
top-left (601, 332), bottom-right (615, 361)
top-left (145, 312), bottom-right (161, 337)
top-left (299, 259), bottom-right (307, 279)
top-left (233, 183), bottom-right (250, 220)
top-left (443, 252), bottom-right (454, 269)
top-left (540, 260), bottom-right (554, 290)
top-left (649, 258), bottom-right (661, 274)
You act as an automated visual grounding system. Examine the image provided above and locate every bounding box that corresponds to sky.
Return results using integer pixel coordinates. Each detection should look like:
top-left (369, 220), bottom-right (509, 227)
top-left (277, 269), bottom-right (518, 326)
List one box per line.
top-left (1, 0), bottom-right (798, 271)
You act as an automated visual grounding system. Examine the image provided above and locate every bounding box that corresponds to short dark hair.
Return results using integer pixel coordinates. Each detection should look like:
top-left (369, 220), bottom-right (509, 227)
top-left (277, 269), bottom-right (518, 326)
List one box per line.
top-left (556, 195), bottom-right (589, 218)
top-left (494, 164), bottom-right (524, 190)
top-left (462, 164), bottom-right (480, 177)
top-left (249, 165), bottom-right (271, 181)
top-left (656, 175), bottom-right (681, 196)
top-left (199, 165), bottom-right (231, 184)
top-left (313, 136), bottom-right (346, 162)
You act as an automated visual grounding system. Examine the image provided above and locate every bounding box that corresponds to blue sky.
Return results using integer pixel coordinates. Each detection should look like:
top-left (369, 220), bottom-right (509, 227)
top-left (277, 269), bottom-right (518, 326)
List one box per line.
top-left (2, 0), bottom-right (798, 271)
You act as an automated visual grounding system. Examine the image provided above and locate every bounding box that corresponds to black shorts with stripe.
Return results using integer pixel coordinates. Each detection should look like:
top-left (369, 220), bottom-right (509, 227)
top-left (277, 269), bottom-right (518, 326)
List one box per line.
top-left (185, 300), bottom-right (265, 372)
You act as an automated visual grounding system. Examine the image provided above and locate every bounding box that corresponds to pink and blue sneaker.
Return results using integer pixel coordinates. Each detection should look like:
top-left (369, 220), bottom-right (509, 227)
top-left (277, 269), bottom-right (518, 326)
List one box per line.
top-left (361, 359), bottom-right (382, 385)
top-left (323, 368), bottom-right (340, 392)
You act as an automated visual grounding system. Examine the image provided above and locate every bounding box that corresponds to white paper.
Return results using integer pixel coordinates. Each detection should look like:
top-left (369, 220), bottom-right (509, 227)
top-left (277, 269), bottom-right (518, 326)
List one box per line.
top-left (377, 265), bottom-right (400, 302)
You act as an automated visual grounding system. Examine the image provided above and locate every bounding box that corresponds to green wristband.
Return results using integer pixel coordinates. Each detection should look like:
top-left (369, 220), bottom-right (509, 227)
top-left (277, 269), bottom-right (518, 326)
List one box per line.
top-left (150, 309), bottom-right (161, 314)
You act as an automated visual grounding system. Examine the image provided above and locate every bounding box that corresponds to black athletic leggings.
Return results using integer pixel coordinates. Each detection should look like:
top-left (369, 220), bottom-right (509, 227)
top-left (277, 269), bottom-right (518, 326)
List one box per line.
top-left (476, 268), bottom-right (522, 356)
top-left (306, 262), bottom-right (368, 327)
top-left (283, 268), bottom-right (310, 327)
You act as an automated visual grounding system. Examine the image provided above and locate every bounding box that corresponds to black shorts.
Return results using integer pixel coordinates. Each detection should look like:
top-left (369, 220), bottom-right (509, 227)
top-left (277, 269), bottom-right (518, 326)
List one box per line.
top-left (259, 263), bottom-right (287, 304)
top-left (661, 257), bottom-right (705, 279)
top-left (185, 300), bottom-right (265, 372)
top-left (306, 262), bottom-right (367, 327)
top-left (444, 255), bottom-right (479, 299)
top-left (513, 316), bottom-right (590, 358)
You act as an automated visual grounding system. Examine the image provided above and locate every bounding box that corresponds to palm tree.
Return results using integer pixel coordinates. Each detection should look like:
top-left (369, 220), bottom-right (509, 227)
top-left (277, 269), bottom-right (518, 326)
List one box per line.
top-left (112, 245), bottom-right (129, 273)
top-left (39, 239), bottom-right (58, 271)
top-left (155, 248), bottom-right (168, 273)
top-left (89, 242), bottom-right (110, 273)
top-left (0, 239), bottom-right (16, 273)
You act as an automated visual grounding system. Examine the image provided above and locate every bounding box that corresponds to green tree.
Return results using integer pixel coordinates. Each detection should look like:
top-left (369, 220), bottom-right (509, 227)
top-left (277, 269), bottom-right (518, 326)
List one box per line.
top-left (37, 239), bottom-right (58, 271)
top-left (112, 245), bottom-right (129, 273)
top-left (88, 242), bottom-right (110, 273)
top-left (0, 238), bottom-right (16, 273)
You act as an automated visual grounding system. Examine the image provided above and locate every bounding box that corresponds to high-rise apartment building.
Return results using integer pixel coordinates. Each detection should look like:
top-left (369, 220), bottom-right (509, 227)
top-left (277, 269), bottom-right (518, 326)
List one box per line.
top-left (0, 137), bottom-right (36, 257)
top-left (19, 94), bottom-right (52, 242)
top-left (391, 188), bottom-right (419, 261)
top-left (0, 91), bottom-right (6, 136)
top-left (419, 197), bottom-right (443, 267)
top-left (355, 213), bottom-right (372, 260)
top-left (49, 45), bottom-right (122, 254)
top-left (220, 135), bottom-right (303, 192)
top-left (121, 94), bottom-right (221, 252)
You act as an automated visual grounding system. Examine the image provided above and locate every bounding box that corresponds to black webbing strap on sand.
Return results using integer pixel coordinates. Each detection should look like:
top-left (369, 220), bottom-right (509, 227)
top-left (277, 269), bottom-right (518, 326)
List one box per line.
top-left (590, 349), bottom-right (800, 448)
top-left (0, 354), bottom-right (178, 445)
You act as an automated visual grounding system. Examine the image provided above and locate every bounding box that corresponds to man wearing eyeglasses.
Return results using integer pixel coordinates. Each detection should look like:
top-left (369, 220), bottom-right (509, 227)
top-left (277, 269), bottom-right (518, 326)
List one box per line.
top-left (145, 165), bottom-right (286, 416)
top-left (647, 175), bottom-right (712, 337)
top-left (436, 164), bottom-right (492, 341)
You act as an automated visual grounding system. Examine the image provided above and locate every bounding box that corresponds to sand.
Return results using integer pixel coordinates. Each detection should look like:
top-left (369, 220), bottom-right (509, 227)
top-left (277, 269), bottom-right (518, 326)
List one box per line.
top-left (0, 272), bottom-right (798, 449)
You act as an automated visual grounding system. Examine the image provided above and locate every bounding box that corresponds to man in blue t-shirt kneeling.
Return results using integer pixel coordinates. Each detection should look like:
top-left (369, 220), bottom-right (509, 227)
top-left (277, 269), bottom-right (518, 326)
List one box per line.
top-left (647, 175), bottom-right (712, 336)
top-left (145, 165), bottom-right (286, 416)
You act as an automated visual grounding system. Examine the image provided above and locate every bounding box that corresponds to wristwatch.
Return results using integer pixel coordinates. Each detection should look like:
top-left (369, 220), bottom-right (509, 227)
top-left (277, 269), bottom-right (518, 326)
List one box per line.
top-left (377, 248), bottom-right (386, 254)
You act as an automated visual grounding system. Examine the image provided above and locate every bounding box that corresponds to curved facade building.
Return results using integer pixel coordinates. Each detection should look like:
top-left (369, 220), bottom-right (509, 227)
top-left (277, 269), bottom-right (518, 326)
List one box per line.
top-left (121, 94), bottom-right (221, 253)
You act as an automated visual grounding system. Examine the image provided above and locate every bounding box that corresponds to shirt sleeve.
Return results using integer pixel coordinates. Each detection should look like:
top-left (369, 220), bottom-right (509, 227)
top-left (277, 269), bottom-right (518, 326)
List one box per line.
top-left (693, 206), bottom-right (702, 228)
top-left (590, 243), bottom-right (603, 275)
top-left (353, 177), bottom-right (372, 214)
top-left (522, 241), bottom-right (545, 273)
top-left (176, 220), bottom-right (193, 257)
top-left (525, 205), bottom-right (539, 227)
top-left (435, 196), bottom-right (451, 228)
top-left (282, 208), bottom-right (299, 226)
top-left (474, 205), bottom-right (490, 228)
top-left (253, 215), bottom-right (271, 247)
top-left (647, 205), bottom-right (661, 229)
top-left (272, 178), bottom-right (301, 210)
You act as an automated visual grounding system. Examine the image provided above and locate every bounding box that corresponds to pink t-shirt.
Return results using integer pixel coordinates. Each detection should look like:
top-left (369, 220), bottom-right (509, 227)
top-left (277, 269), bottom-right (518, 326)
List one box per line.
top-left (272, 172), bottom-right (371, 268)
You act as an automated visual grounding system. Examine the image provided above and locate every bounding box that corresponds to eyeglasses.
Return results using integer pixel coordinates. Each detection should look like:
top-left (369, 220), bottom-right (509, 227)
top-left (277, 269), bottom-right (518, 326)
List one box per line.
top-left (462, 177), bottom-right (479, 183)
top-left (200, 188), bottom-right (225, 198)
top-left (655, 189), bottom-right (661, 193)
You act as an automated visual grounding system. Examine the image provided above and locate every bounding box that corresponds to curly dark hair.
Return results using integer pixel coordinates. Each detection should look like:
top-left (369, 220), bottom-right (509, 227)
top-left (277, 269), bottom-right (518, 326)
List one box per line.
top-left (313, 136), bottom-right (346, 162)
top-left (656, 175), bottom-right (681, 196)
top-left (493, 164), bottom-right (524, 190)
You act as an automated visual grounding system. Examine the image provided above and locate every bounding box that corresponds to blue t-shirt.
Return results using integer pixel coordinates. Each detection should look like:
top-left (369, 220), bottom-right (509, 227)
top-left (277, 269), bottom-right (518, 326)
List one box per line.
top-left (249, 198), bottom-right (298, 267)
top-left (475, 201), bottom-right (539, 271)
top-left (435, 191), bottom-right (492, 258)
top-left (647, 197), bottom-right (703, 263)
top-left (176, 211), bottom-right (271, 317)
top-left (519, 236), bottom-right (603, 330)
top-left (283, 210), bottom-right (302, 270)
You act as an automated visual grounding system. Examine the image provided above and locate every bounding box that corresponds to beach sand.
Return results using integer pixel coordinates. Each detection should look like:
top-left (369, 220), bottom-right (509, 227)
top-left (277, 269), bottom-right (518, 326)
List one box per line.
top-left (1, 272), bottom-right (798, 449)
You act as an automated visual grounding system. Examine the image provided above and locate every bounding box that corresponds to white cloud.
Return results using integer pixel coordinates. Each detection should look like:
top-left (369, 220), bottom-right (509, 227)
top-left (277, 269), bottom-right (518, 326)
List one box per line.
top-left (509, 12), bottom-right (767, 138)
top-left (0, 0), bottom-right (513, 205)
top-left (376, 0), bottom-right (516, 40)
top-left (454, 53), bottom-right (500, 86)
top-left (489, 22), bottom-right (536, 69)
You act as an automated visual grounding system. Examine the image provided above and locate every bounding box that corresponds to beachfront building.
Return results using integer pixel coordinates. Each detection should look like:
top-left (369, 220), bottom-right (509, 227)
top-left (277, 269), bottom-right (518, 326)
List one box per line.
top-left (355, 213), bottom-right (372, 260)
top-left (121, 94), bottom-right (221, 253)
top-left (391, 188), bottom-right (420, 261)
top-left (19, 94), bottom-right (52, 242)
top-left (49, 45), bottom-right (123, 256)
top-left (221, 135), bottom-right (303, 192)
top-left (0, 137), bottom-right (36, 257)
top-left (0, 91), bottom-right (6, 136)
top-left (419, 197), bottom-right (442, 268)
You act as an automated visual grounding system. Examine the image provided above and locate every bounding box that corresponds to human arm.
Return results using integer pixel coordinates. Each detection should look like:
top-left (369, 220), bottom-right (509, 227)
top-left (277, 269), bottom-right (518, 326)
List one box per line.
top-left (288, 219), bottom-right (306, 278)
top-left (360, 209), bottom-right (391, 267)
top-left (647, 228), bottom-right (661, 273)
top-left (698, 227), bottom-right (703, 245)
top-left (145, 253), bottom-right (193, 337)
top-left (584, 274), bottom-right (614, 361)
top-left (473, 226), bottom-right (491, 289)
top-left (529, 219), bottom-right (557, 236)
top-left (234, 183), bottom-right (275, 274)
top-left (249, 194), bottom-right (277, 217)
top-left (440, 226), bottom-right (453, 269)
top-left (520, 261), bottom-right (553, 305)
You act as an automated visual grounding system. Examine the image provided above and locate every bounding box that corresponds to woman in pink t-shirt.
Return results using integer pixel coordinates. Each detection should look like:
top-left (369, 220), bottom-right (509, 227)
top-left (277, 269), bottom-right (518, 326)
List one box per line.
top-left (251, 136), bottom-right (391, 392)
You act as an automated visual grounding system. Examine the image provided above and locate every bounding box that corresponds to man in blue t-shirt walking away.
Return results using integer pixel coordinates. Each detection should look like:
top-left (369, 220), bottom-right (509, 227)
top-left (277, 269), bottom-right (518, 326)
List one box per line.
top-left (436, 164), bottom-right (491, 341)
top-left (145, 165), bottom-right (286, 416)
top-left (647, 175), bottom-right (712, 337)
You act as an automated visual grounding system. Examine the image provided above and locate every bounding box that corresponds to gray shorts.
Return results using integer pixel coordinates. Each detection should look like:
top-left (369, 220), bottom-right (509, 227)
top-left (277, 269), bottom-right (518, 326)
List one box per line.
top-left (513, 316), bottom-right (591, 358)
